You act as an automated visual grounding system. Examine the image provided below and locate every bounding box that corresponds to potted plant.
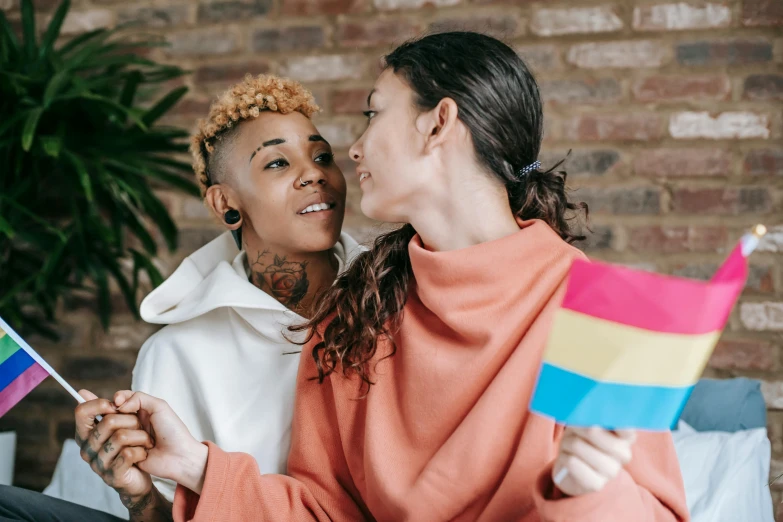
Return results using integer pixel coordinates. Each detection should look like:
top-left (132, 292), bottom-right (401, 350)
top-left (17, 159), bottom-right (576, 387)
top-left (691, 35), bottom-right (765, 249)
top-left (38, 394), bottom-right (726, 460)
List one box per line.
top-left (0, 0), bottom-right (200, 338)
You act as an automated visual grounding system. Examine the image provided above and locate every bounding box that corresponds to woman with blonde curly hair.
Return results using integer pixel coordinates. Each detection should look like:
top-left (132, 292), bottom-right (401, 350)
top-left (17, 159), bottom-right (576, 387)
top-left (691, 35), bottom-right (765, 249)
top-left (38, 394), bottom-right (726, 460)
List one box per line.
top-left (0, 74), bottom-right (363, 522)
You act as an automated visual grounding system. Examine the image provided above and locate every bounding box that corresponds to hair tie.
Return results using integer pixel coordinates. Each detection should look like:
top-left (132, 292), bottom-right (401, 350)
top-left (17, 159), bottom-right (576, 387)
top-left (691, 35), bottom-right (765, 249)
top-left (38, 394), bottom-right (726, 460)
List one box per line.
top-left (517, 160), bottom-right (540, 177)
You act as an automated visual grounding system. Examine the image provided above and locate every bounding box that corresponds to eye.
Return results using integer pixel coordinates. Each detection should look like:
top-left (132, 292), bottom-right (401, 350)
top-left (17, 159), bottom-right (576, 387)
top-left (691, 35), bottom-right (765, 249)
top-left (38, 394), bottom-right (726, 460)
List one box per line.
top-left (265, 158), bottom-right (288, 169)
top-left (315, 152), bottom-right (334, 164)
top-left (362, 110), bottom-right (377, 121)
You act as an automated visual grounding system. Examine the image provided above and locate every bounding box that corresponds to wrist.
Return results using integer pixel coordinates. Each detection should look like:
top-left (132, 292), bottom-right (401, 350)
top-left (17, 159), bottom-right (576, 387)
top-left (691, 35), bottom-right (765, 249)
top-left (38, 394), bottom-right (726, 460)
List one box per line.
top-left (174, 441), bottom-right (209, 495)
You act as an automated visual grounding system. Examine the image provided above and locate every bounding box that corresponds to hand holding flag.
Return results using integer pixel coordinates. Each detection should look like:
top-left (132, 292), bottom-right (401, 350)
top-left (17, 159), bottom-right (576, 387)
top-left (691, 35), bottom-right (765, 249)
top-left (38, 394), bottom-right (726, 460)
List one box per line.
top-left (531, 225), bottom-right (766, 497)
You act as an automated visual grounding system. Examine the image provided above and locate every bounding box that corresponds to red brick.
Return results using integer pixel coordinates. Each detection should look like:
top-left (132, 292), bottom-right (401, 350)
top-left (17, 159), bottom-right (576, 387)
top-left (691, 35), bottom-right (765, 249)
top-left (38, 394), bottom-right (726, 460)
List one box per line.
top-left (632, 75), bottom-right (730, 102)
top-left (578, 225), bottom-right (614, 251)
top-left (428, 14), bottom-right (520, 39)
top-left (539, 149), bottom-right (621, 177)
top-left (281, 0), bottom-right (366, 16)
top-left (251, 26), bottom-right (325, 52)
top-left (672, 187), bottom-right (772, 214)
top-left (117, 4), bottom-right (191, 27)
top-left (634, 148), bottom-right (732, 177)
top-left (745, 148), bottom-right (783, 176)
top-left (567, 40), bottom-right (669, 69)
top-left (743, 0), bottom-right (783, 26)
top-left (169, 97), bottom-right (212, 117)
top-left (540, 78), bottom-right (621, 106)
top-left (709, 339), bottom-right (776, 371)
top-left (576, 187), bottom-right (661, 215)
top-left (374, 0), bottom-right (456, 9)
top-left (744, 74), bottom-right (783, 101)
top-left (530, 6), bottom-right (622, 37)
top-left (331, 88), bottom-right (370, 115)
top-left (198, 0), bottom-right (272, 22)
top-left (676, 40), bottom-right (773, 66)
top-left (167, 28), bottom-right (240, 57)
top-left (627, 226), bottom-right (727, 253)
top-left (633, 3), bottom-right (730, 31)
top-left (194, 61), bottom-right (271, 84)
top-left (515, 44), bottom-right (561, 72)
top-left (336, 19), bottom-right (420, 49)
top-left (563, 113), bottom-right (662, 142)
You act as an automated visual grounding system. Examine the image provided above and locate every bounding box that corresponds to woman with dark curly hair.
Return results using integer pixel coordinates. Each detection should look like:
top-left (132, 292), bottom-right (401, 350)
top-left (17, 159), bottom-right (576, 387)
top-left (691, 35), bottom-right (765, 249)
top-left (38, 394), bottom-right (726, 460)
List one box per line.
top-left (79, 32), bottom-right (688, 522)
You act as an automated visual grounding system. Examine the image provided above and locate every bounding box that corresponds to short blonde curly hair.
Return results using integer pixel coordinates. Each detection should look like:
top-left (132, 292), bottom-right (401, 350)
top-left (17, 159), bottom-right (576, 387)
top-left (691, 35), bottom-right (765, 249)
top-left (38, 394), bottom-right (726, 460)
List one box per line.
top-left (190, 74), bottom-right (320, 197)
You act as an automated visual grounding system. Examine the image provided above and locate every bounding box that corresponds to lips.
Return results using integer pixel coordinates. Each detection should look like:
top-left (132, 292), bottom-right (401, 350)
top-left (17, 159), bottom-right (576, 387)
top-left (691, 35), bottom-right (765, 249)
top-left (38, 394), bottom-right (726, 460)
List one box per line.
top-left (356, 166), bottom-right (371, 184)
top-left (296, 192), bottom-right (338, 215)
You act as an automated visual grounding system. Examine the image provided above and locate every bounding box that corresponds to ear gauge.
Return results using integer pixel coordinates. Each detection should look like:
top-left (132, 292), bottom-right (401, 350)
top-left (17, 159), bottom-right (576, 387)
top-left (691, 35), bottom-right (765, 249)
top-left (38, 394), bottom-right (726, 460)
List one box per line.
top-left (224, 210), bottom-right (242, 250)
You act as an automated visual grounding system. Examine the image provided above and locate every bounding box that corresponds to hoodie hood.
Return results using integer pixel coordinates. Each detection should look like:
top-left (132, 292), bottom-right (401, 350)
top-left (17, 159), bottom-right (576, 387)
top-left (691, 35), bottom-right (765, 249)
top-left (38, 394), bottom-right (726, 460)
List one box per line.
top-left (140, 231), bottom-right (364, 330)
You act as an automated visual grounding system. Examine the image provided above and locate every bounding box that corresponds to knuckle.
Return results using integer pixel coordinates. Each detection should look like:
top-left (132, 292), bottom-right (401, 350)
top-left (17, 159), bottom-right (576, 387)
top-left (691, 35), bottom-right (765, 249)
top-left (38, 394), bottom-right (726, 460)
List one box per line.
top-left (116, 431), bottom-right (128, 444)
top-left (121, 447), bottom-right (135, 459)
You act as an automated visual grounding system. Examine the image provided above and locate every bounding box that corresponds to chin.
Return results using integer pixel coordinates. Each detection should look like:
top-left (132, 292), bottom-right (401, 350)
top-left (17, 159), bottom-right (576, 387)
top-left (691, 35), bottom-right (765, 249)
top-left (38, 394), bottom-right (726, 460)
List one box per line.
top-left (360, 194), bottom-right (401, 224)
top-left (301, 227), bottom-right (344, 253)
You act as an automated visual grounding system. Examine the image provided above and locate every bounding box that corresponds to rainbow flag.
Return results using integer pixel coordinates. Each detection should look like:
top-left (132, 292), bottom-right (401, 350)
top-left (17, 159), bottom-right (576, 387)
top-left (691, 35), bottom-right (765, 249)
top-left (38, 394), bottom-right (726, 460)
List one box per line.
top-left (0, 321), bottom-right (49, 417)
top-left (530, 228), bottom-right (763, 431)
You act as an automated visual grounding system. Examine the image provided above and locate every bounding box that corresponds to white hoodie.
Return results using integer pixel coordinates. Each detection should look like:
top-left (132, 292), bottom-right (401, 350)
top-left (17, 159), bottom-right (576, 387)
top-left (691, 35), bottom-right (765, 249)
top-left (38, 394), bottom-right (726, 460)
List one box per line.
top-left (132, 230), bottom-right (364, 501)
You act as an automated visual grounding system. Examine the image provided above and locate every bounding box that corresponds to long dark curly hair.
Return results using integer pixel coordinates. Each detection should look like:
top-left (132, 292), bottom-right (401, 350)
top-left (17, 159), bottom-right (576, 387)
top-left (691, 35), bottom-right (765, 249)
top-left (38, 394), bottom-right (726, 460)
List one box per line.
top-left (291, 32), bottom-right (587, 392)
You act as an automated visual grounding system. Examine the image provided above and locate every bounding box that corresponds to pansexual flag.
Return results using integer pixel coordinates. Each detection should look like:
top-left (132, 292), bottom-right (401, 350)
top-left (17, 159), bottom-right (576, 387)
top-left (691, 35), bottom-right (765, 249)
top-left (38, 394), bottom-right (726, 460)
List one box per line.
top-left (530, 227), bottom-right (764, 431)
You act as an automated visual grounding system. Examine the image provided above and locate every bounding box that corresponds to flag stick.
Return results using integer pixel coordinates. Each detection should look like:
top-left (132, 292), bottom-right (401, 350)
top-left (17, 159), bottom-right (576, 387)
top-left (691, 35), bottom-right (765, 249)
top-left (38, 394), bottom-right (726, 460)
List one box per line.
top-left (0, 317), bottom-right (85, 405)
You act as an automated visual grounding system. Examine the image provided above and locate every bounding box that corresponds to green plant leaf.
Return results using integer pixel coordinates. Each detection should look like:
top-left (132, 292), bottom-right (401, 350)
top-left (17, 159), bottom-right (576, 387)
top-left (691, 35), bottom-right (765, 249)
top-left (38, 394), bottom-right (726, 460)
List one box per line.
top-left (39, 0), bottom-right (70, 60)
top-left (130, 248), bottom-right (164, 287)
top-left (64, 151), bottom-right (94, 202)
top-left (20, 0), bottom-right (36, 60)
top-left (0, 11), bottom-right (20, 62)
top-left (40, 135), bottom-right (63, 157)
top-left (43, 70), bottom-right (72, 108)
top-left (141, 86), bottom-right (188, 127)
top-left (21, 107), bottom-right (43, 152)
top-left (120, 71), bottom-right (142, 108)
top-left (56, 28), bottom-right (106, 56)
top-left (0, 215), bottom-right (15, 239)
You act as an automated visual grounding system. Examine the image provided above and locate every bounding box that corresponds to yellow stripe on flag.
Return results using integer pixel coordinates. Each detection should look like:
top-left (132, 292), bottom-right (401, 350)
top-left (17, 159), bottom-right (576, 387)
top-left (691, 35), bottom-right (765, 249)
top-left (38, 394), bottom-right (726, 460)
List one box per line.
top-left (0, 328), bottom-right (5, 339)
top-left (544, 309), bottom-right (720, 387)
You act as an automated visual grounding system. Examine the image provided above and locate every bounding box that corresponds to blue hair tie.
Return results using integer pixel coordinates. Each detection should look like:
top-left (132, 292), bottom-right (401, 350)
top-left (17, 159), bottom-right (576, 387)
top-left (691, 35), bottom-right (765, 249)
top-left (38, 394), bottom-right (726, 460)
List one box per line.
top-left (517, 160), bottom-right (540, 177)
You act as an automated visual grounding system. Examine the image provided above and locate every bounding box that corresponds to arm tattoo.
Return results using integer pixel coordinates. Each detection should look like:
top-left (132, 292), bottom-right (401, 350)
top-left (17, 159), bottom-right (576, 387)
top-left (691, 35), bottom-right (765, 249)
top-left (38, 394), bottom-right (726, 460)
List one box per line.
top-left (121, 491), bottom-right (153, 516)
top-left (250, 249), bottom-right (310, 308)
top-left (121, 490), bottom-right (174, 522)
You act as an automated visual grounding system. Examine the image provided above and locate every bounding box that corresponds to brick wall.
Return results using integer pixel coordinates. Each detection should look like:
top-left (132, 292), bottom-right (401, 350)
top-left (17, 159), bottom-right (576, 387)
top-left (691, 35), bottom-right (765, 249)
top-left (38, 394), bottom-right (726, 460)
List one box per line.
top-left (2, 0), bottom-right (782, 517)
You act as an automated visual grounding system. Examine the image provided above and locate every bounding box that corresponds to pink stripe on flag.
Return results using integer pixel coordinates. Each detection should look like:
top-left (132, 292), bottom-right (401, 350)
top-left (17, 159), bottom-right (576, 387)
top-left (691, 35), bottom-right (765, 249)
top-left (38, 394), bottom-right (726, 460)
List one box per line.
top-left (562, 244), bottom-right (747, 335)
top-left (0, 363), bottom-right (48, 417)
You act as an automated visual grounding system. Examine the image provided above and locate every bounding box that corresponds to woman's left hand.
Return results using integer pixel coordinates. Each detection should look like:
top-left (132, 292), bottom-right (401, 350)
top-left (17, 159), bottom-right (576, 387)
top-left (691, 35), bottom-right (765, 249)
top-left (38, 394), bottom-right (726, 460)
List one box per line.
top-left (551, 426), bottom-right (636, 497)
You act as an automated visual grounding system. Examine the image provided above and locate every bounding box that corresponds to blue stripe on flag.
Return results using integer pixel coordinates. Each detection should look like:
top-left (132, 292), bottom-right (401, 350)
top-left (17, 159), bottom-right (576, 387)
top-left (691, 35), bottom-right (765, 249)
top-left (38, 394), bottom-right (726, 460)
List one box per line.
top-left (0, 348), bottom-right (36, 391)
top-left (529, 363), bottom-right (695, 431)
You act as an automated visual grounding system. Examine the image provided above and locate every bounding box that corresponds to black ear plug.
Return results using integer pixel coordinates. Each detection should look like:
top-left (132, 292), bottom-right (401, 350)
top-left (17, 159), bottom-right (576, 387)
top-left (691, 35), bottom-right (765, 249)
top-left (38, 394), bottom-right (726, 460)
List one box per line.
top-left (224, 210), bottom-right (242, 250)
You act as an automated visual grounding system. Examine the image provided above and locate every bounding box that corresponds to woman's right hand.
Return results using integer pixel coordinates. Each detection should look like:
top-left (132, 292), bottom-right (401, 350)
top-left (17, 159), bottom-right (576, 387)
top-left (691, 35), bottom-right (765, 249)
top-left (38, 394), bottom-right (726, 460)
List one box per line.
top-left (113, 390), bottom-right (209, 495)
top-left (74, 390), bottom-right (154, 503)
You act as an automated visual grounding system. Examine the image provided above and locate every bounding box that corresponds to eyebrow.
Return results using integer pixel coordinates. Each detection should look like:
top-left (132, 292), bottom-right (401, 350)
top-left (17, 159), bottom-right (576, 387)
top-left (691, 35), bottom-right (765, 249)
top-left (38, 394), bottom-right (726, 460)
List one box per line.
top-left (249, 135), bottom-right (330, 164)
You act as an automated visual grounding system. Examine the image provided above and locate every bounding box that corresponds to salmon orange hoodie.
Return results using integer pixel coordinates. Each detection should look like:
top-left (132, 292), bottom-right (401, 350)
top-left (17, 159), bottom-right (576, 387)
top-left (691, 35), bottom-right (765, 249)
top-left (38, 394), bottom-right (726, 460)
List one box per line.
top-left (173, 220), bottom-right (689, 522)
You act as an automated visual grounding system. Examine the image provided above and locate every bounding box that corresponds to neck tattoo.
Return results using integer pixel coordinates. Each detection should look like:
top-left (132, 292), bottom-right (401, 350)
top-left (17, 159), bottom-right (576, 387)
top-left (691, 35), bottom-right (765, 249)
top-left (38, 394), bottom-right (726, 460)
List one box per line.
top-left (249, 249), bottom-right (310, 309)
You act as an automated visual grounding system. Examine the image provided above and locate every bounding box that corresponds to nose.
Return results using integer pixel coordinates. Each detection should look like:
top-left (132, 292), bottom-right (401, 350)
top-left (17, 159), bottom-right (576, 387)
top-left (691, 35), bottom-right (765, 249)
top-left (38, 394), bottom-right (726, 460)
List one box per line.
top-left (297, 164), bottom-right (327, 188)
top-left (348, 138), bottom-right (363, 163)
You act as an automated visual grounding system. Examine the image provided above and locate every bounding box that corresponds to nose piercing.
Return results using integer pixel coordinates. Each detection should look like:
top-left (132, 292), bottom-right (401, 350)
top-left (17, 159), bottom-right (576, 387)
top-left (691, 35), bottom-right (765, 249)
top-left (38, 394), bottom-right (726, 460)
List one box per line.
top-left (299, 176), bottom-right (310, 187)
